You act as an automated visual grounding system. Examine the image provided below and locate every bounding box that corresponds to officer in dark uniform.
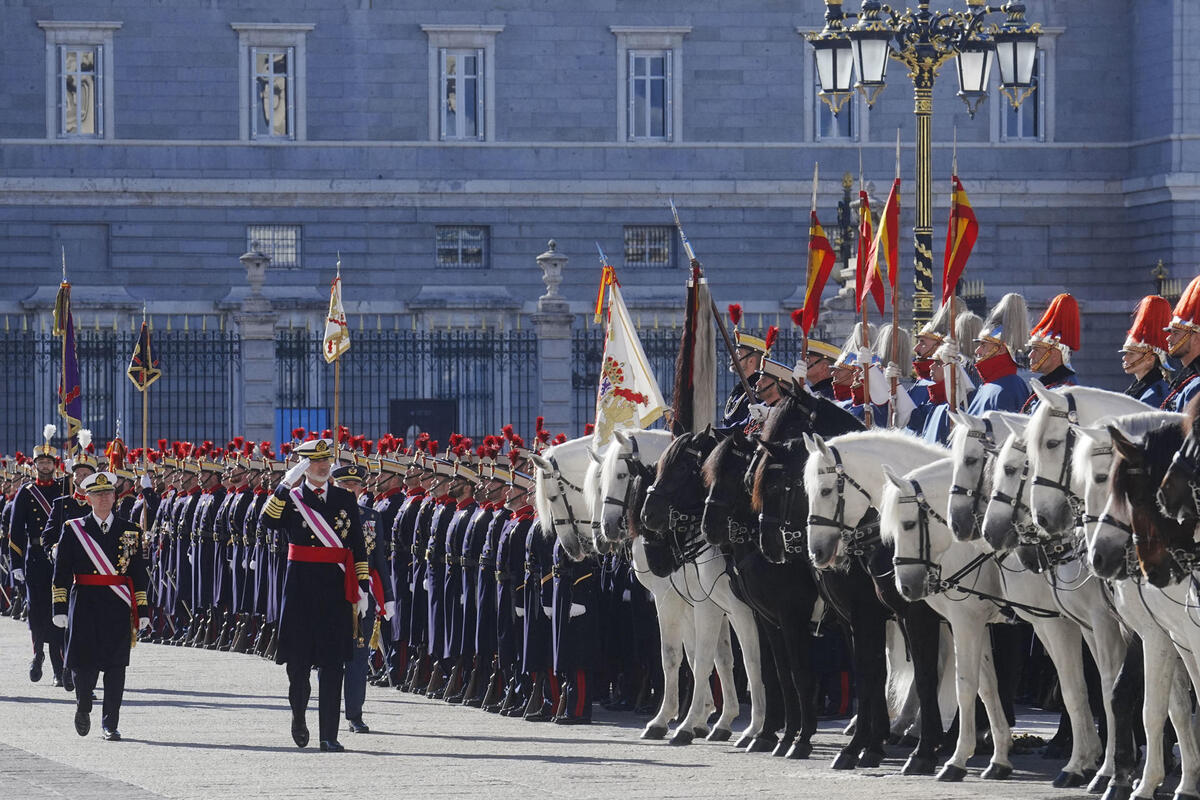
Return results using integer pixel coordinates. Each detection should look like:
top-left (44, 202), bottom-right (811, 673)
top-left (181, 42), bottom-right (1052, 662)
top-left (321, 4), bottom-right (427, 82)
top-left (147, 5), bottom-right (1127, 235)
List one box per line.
top-left (423, 449), bottom-right (465, 697)
top-left (720, 306), bottom-right (768, 429)
top-left (442, 443), bottom-right (479, 702)
top-left (1120, 295), bottom-right (1173, 407)
top-left (367, 436), bottom-right (407, 686)
top-left (469, 451), bottom-right (512, 708)
top-left (550, 538), bottom-right (599, 724)
top-left (52, 470), bottom-right (149, 741)
top-left (390, 447), bottom-right (427, 689)
top-left (330, 460), bottom-right (394, 734)
top-left (9, 427), bottom-right (70, 685)
top-left (521, 508), bottom-right (557, 722)
top-left (170, 452), bottom-right (202, 644)
top-left (796, 338), bottom-right (841, 401)
top-left (259, 437), bottom-right (370, 752)
top-left (1163, 275), bottom-right (1200, 412)
top-left (404, 445), bottom-right (441, 691)
top-left (494, 461), bottom-right (536, 715)
top-left (189, 448), bottom-right (227, 647)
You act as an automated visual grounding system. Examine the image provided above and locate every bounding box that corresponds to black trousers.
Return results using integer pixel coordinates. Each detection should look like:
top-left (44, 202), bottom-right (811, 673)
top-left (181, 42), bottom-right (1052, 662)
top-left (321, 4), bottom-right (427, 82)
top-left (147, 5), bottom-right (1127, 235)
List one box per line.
top-left (288, 661), bottom-right (344, 743)
top-left (74, 666), bottom-right (126, 732)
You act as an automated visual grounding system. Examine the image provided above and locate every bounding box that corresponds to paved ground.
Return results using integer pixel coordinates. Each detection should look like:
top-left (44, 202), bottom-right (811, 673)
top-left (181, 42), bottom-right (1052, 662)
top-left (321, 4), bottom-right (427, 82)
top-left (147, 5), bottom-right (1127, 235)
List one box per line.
top-left (0, 617), bottom-right (1115, 799)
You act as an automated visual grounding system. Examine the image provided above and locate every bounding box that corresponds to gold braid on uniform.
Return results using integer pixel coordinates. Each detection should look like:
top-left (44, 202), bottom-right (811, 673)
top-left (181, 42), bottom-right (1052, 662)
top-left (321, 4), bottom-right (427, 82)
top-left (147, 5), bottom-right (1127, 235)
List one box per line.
top-left (572, 572), bottom-right (593, 586)
top-left (52, 588), bottom-right (68, 603)
top-left (355, 561), bottom-right (369, 580)
top-left (263, 496), bottom-right (286, 519)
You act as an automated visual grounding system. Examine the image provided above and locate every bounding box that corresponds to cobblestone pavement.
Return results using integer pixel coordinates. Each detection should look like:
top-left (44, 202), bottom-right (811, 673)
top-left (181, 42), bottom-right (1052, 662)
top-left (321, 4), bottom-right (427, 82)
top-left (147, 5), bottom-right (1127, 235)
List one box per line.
top-left (0, 618), bottom-right (1126, 799)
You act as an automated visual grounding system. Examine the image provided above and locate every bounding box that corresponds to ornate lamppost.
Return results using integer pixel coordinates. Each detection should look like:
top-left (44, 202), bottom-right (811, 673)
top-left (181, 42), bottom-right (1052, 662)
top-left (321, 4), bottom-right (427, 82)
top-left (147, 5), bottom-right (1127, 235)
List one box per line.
top-left (808, 0), bottom-right (1041, 327)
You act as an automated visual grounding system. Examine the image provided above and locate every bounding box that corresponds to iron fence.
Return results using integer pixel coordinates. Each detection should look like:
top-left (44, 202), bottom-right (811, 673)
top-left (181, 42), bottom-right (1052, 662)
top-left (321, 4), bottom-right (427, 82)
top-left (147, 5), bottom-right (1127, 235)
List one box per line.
top-left (0, 320), bottom-right (240, 455)
top-left (571, 317), bottom-right (819, 435)
top-left (275, 327), bottom-right (538, 444)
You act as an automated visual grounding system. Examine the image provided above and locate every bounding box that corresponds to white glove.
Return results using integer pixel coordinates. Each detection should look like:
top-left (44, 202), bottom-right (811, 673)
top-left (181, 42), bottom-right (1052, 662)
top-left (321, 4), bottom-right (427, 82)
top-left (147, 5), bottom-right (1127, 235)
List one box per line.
top-left (52, 614), bottom-right (67, 628)
top-left (791, 360), bottom-right (808, 385)
top-left (282, 458), bottom-right (310, 489)
top-left (514, 605), bottom-right (525, 618)
top-left (621, 589), bottom-right (631, 602)
top-left (138, 616), bottom-right (150, 631)
top-left (383, 600), bottom-right (396, 621)
top-left (542, 605), bottom-right (553, 619)
top-left (884, 363), bottom-right (905, 382)
top-left (248, 559), bottom-right (256, 570)
top-left (569, 603), bottom-right (586, 618)
top-left (857, 349), bottom-right (873, 368)
top-left (356, 591), bottom-right (368, 617)
top-left (12, 568), bottom-right (24, 582)
top-left (935, 340), bottom-right (961, 365)
top-left (140, 474), bottom-right (152, 489)
top-left (891, 385), bottom-right (917, 428)
top-left (748, 403), bottom-right (771, 423)
top-left (865, 364), bottom-right (891, 406)
top-left (941, 362), bottom-right (976, 406)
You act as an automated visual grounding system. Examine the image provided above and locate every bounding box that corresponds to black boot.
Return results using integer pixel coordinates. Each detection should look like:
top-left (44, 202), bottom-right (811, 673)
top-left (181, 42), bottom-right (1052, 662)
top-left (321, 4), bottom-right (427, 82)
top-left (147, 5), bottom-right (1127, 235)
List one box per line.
top-left (444, 661), bottom-right (465, 704)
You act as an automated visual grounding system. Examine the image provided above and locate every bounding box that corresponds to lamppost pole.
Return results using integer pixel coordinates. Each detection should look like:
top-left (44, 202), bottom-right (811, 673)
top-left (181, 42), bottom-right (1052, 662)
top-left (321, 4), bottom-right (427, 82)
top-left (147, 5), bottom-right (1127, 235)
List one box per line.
top-left (808, 0), bottom-right (1041, 330)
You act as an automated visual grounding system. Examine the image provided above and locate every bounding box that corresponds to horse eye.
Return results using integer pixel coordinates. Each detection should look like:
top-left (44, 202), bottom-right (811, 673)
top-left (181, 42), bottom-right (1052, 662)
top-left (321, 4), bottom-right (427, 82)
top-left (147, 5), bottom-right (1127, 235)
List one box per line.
top-left (820, 488), bottom-right (832, 498)
top-left (964, 457), bottom-right (978, 468)
top-left (1004, 466), bottom-right (1016, 477)
top-left (1047, 440), bottom-right (1061, 450)
top-left (1095, 473), bottom-right (1108, 484)
top-left (902, 520), bottom-right (916, 531)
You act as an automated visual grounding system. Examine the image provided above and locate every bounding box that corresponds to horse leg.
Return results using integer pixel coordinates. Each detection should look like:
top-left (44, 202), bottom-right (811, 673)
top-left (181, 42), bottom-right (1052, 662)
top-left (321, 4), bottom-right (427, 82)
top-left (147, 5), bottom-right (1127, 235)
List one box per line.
top-left (1103, 636), bottom-right (1145, 799)
top-left (937, 611), bottom-right (987, 782)
top-left (1133, 648), bottom-right (1190, 800)
top-left (777, 596), bottom-right (817, 759)
top-left (1031, 618), bottom-right (1099, 787)
top-left (642, 590), bottom-right (686, 740)
top-left (837, 598), bottom-right (888, 769)
top-left (745, 615), bottom-right (784, 753)
top-left (718, 590), bottom-right (767, 746)
top-left (1081, 611), bottom-right (1129, 790)
top-left (707, 616), bottom-right (739, 741)
top-left (670, 591), bottom-right (722, 745)
top-left (975, 627), bottom-right (1014, 780)
top-left (1167, 654), bottom-right (1200, 800)
top-left (900, 601), bottom-right (943, 776)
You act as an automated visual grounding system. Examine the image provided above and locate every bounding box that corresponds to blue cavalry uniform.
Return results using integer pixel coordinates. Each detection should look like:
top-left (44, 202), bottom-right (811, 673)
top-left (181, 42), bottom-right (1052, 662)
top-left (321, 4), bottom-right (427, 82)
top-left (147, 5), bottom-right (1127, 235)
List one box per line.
top-left (520, 520), bottom-right (558, 720)
top-left (967, 293), bottom-right (1032, 415)
top-left (1116, 296), bottom-right (1174, 409)
top-left (1021, 293), bottom-right (1082, 414)
top-left (551, 541), bottom-right (599, 724)
top-left (389, 485), bottom-right (425, 683)
top-left (1162, 277), bottom-right (1200, 412)
top-left (258, 438), bottom-right (370, 752)
top-left (494, 503), bottom-right (534, 713)
top-left (473, 501), bottom-right (511, 707)
top-left (52, 471), bottom-right (149, 740)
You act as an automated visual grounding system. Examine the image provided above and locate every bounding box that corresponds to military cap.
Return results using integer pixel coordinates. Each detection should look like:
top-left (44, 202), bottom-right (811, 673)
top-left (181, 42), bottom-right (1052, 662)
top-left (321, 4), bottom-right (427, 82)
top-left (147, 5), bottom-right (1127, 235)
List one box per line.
top-left (78, 471), bottom-right (118, 494)
top-left (294, 438), bottom-right (335, 461)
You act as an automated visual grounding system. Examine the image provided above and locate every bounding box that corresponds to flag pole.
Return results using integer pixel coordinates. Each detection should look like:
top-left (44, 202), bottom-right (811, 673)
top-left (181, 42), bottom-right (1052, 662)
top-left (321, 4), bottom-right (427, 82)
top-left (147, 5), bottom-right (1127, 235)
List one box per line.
top-left (60, 246), bottom-right (70, 456)
top-left (141, 303), bottom-right (149, 462)
top-left (804, 163), bottom-right (818, 363)
top-left (889, 131), bottom-right (901, 428)
top-left (332, 255), bottom-right (341, 438)
top-left (948, 127), bottom-right (959, 411)
top-left (857, 149), bottom-right (873, 429)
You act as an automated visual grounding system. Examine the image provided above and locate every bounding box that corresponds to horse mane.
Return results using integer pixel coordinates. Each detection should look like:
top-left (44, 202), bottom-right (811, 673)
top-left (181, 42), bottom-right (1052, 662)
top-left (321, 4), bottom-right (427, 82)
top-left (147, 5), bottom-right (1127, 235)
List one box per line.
top-left (1111, 421), bottom-right (1185, 500)
top-left (824, 428), bottom-right (945, 460)
top-left (759, 393), bottom-right (804, 443)
top-left (1104, 410), bottom-right (1184, 442)
top-left (702, 433), bottom-right (742, 490)
top-left (656, 431), bottom-right (699, 481)
top-left (759, 391), bottom-right (861, 444)
top-left (1187, 393), bottom-right (1200, 436)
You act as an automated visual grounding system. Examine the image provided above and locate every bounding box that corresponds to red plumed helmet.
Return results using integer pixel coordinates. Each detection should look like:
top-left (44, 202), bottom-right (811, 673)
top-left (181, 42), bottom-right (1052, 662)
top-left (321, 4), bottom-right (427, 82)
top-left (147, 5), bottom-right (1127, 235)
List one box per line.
top-left (338, 427), bottom-right (351, 445)
top-left (157, 438), bottom-right (168, 451)
top-left (1170, 274), bottom-right (1200, 332)
top-left (362, 440), bottom-right (374, 455)
top-left (1029, 293), bottom-right (1081, 352)
top-left (321, 429), bottom-right (332, 440)
top-left (535, 416), bottom-right (545, 432)
top-left (764, 325), bottom-right (779, 354)
top-left (428, 440), bottom-right (439, 457)
top-left (281, 442), bottom-right (293, 455)
top-left (502, 424), bottom-right (514, 441)
top-left (790, 309), bottom-right (804, 328)
top-left (291, 427), bottom-right (306, 441)
top-left (584, 423), bottom-right (595, 436)
top-left (1123, 295), bottom-right (1172, 358)
top-left (449, 433), bottom-right (463, 448)
top-left (728, 303), bottom-right (743, 328)
top-left (395, 437), bottom-right (406, 452)
top-left (553, 433), bottom-right (567, 445)
top-left (232, 436), bottom-right (245, 449)
top-left (511, 434), bottom-right (525, 449)
top-left (260, 441), bottom-right (272, 455)
top-left (305, 431), bottom-right (318, 441)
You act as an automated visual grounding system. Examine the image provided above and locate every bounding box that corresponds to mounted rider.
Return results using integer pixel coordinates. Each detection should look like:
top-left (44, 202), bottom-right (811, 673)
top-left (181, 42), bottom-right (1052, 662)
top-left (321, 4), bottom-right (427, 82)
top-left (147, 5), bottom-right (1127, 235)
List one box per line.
top-left (1021, 292), bottom-right (1081, 413)
top-left (1121, 295), bottom-right (1172, 408)
top-left (1161, 274), bottom-right (1200, 412)
top-left (967, 293), bottom-right (1031, 415)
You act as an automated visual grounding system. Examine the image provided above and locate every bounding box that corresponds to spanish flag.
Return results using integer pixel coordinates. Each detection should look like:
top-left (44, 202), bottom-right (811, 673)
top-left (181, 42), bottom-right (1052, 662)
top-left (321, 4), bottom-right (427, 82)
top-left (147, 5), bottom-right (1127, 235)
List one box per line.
top-left (800, 210), bottom-right (837, 335)
top-left (863, 177), bottom-right (900, 307)
top-left (942, 175), bottom-right (978, 305)
top-left (855, 190), bottom-right (884, 315)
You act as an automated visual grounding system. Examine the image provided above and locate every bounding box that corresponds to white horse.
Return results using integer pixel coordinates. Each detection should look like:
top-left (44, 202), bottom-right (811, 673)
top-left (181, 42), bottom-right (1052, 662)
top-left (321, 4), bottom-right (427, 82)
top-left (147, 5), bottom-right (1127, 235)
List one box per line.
top-left (951, 410), bottom-right (1125, 788)
top-left (1079, 415), bottom-right (1200, 800)
top-left (1025, 381), bottom-right (1148, 536)
top-left (590, 429), bottom-right (766, 747)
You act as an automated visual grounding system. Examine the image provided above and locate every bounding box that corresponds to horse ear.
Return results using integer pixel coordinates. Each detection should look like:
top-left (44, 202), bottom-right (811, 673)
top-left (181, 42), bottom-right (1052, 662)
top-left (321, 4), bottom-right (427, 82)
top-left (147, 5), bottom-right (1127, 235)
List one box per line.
top-left (587, 447), bottom-right (603, 465)
top-left (802, 433), bottom-right (817, 454)
top-left (947, 408), bottom-right (968, 428)
top-left (1106, 425), bottom-right (1142, 464)
top-left (1030, 379), bottom-right (1065, 409)
top-left (612, 429), bottom-right (630, 446)
top-left (811, 434), bottom-right (832, 458)
top-left (881, 464), bottom-right (907, 490)
top-left (529, 453), bottom-right (553, 474)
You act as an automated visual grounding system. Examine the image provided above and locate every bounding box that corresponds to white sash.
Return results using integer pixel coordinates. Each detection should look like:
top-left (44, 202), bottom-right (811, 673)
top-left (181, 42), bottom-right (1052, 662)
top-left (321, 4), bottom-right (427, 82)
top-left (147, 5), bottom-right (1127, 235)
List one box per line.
top-left (67, 518), bottom-right (132, 607)
top-left (289, 486), bottom-right (345, 571)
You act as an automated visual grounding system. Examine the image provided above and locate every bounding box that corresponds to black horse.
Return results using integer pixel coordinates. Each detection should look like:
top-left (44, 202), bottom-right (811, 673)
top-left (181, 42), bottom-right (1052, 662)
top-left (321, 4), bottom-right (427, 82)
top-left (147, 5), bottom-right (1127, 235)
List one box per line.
top-left (748, 392), bottom-right (945, 775)
top-left (1157, 394), bottom-right (1200, 523)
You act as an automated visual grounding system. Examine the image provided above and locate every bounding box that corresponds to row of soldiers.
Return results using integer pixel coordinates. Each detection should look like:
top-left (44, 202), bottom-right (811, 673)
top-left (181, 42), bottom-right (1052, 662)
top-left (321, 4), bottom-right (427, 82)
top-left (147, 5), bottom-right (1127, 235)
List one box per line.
top-left (0, 416), bottom-right (676, 749)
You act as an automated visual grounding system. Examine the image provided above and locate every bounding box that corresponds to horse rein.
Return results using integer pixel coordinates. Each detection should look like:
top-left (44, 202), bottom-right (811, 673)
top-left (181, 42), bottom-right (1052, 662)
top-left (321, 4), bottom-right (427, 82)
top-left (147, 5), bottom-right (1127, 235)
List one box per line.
top-left (1031, 394), bottom-right (1086, 526)
top-left (949, 419), bottom-right (997, 533)
top-left (806, 446), bottom-right (880, 559)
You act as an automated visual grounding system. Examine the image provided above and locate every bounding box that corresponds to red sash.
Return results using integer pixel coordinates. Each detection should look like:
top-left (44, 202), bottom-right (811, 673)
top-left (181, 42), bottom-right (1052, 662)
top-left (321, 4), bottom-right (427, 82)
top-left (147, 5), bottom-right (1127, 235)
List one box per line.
top-left (74, 574), bottom-right (138, 638)
top-left (287, 543), bottom-right (358, 603)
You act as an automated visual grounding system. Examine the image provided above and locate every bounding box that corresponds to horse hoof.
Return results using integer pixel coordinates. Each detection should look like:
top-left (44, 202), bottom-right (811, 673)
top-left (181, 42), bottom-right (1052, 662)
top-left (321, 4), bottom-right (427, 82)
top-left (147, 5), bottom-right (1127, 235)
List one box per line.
top-left (786, 740), bottom-right (813, 760)
top-left (832, 751), bottom-right (859, 770)
top-left (771, 736), bottom-right (795, 758)
top-left (899, 734), bottom-right (919, 748)
top-left (706, 728), bottom-right (732, 743)
top-left (641, 725), bottom-right (668, 740)
top-left (746, 736), bottom-right (777, 754)
top-left (734, 732), bottom-right (754, 749)
top-left (669, 729), bottom-right (694, 746)
top-left (1099, 784), bottom-right (1132, 800)
top-left (937, 764), bottom-right (968, 782)
top-left (843, 718), bottom-right (857, 737)
top-left (1086, 774), bottom-right (1111, 794)
top-left (901, 755), bottom-right (937, 776)
top-left (982, 763), bottom-right (1013, 781)
top-left (859, 750), bottom-right (885, 769)
top-left (1054, 771), bottom-right (1086, 788)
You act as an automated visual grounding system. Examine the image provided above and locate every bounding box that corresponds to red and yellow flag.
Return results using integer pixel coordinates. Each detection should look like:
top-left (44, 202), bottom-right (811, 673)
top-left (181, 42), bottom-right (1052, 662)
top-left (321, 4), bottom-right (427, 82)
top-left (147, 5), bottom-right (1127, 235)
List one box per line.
top-left (863, 178), bottom-right (900, 306)
top-left (942, 174), bottom-right (978, 305)
top-left (800, 210), bottom-right (837, 335)
top-left (855, 190), bottom-right (884, 314)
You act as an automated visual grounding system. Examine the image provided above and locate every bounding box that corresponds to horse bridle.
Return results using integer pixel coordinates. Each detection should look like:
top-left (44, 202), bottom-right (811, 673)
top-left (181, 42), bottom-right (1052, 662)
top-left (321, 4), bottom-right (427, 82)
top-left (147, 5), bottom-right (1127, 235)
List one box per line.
top-left (989, 438), bottom-right (1041, 546)
top-left (891, 478), bottom-right (953, 596)
top-left (541, 455), bottom-right (592, 545)
top-left (705, 444), bottom-right (755, 546)
top-left (949, 419), bottom-right (997, 532)
top-left (1031, 394), bottom-right (1086, 525)
top-left (601, 436), bottom-right (644, 516)
top-left (757, 445), bottom-right (806, 556)
top-left (1167, 432), bottom-right (1200, 518)
top-left (806, 446), bottom-right (880, 559)
top-left (642, 440), bottom-right (706, 539)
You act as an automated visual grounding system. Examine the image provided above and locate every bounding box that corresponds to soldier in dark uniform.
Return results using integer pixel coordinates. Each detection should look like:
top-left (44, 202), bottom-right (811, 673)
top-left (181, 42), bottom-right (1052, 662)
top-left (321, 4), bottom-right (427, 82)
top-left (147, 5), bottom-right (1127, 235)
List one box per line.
top-left (367, 436), bottom-right (406, 685)
top-left (469, 451), bottom-right (512, 708)
top-left (1120, 295), bottom-right (1173, 407)
top-left (720, 305), bottom-right (768, 429)
top-left (9, 428), bottom-right (71, 685)
top-left (220, 451), bottom-right (256, 650)
top-left (550, 538), bottom-right (599, 724)
top-left (170, 452), bottom-right (202, 644)
top-left (259, 438), bottom-right (370, 752)
top-left (52, 470), bottom-right (149, 741)
top-left (795, 337), bottom-right (841, 400)
top-left (250, 449), bottom-right (286, 656)
top-left (331, 461), bottom-right (394, 734)
top-left (1163, 275), bottom-right (1200, 413)
top-left (190, 448), bottom-right (227, 647)
top-left (389, 447), bottom-right (426, 689)
top-left (494, 462), bottom-right (536, 714)
top-left (442, 444), bottom-right (480, 702)
top-left (404, 446), bottom-right (441, 691)
top-left (520, 507), bottom-right (557, 722)
top-left (424, 450), bottom-right (465, 697)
